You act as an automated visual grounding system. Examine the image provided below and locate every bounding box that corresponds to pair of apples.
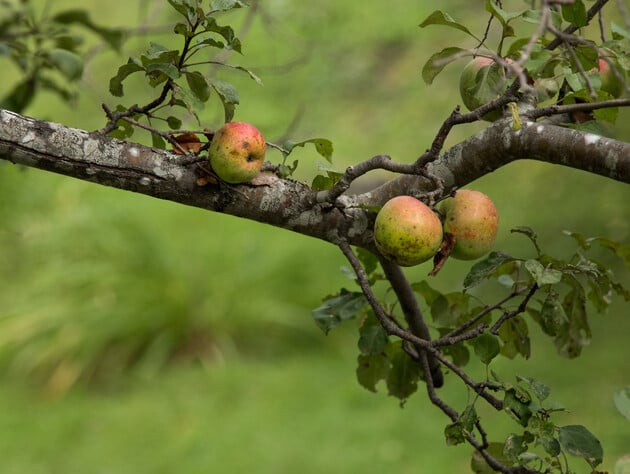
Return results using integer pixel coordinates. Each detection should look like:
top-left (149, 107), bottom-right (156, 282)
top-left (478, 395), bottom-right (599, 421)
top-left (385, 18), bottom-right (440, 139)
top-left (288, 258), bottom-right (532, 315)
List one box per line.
top-left (374, 191), bottom-right (499, 266)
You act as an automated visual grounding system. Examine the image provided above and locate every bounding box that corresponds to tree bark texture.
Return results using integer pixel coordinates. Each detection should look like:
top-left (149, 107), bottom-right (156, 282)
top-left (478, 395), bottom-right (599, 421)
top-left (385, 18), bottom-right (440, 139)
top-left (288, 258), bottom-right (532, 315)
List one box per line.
top-left (1, 108), bottom-right (629, 249)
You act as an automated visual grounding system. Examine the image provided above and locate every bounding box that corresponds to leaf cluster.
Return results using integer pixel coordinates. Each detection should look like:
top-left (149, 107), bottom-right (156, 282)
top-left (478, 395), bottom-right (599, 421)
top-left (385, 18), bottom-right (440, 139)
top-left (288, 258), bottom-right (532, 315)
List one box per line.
top-left (322, 228), bottom-right (628, 472)
top-left (104, 0), bottom-right (260, 143)
top-left (420, 0), bottom-right (630, 129)
top-left (0, 0), bottom-right (123, 113)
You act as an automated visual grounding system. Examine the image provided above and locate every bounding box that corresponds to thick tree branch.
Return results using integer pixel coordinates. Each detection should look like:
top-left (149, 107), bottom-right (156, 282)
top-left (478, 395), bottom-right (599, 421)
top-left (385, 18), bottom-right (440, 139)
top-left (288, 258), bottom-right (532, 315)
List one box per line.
top-left (1, 109), bottom-right (629, 252)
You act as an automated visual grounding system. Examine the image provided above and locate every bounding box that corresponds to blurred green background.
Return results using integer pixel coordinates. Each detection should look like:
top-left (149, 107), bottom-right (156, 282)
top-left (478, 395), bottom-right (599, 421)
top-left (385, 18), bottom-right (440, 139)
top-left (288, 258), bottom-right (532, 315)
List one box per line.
top-left (1, 1), bottom-right (629, 472)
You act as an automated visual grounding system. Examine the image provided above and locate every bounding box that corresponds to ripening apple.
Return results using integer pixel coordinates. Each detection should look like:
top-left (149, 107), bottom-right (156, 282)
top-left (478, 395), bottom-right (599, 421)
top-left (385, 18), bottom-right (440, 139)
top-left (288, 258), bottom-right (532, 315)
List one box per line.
top-left (208, 121), bottom-right (266, 183)
top-left (373, 196), bottom-right (443, 267)
top-left (459, 56), bottom-right (515, 121)
top-left (596, 57), bottom-right (625, 98)
top-left (439, 190), bottom-right (499, 260)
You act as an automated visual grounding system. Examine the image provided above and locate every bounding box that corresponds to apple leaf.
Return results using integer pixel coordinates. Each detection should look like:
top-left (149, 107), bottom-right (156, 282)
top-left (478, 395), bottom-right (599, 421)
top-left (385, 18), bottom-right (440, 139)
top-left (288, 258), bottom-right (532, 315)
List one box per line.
top-left (419, 10), bottom-right (479, 40)
top-left (356, 353), bottom-right (389, 393)
top-left (422, 46), bottom-right (465, 85)
top-left (109, 59), bottom-right (145, 97)
top-left (473, 333), bottom-right (500, 365)
top-left (311, 289), bottom-right (367, 334)
top-left (463, 251), bottom-right (516, 289)
top-left (558, 425), bottom-right (603, 469)
top-left (286, 138), bottom-right (334, 163)
top-left (385, 342), bottom-right (422, 404)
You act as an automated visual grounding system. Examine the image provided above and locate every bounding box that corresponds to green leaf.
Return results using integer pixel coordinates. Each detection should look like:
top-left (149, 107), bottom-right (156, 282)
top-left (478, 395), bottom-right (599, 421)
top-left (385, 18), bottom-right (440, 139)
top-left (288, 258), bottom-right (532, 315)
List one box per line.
top-left (311, 174), bottom-right (335, 191)
top-left (358, 319), bottom-right (389, 355)
top-left (412, 280), bottom-right (443, 307)
top-left (166, 116), bottom-right (182, 130)
top-left (47, 48), bottom-right (84, 81)
top-left (422, 47), bottom-right (465, 85)
top-left (524, 259), bottom-right (562, 286)
top-left (151, 133), bottom-right (166, 149)
top-left (286, 138), bottom-right (334, 163)
top-left (185, 71), bottom-right (211, 102)
top-left (558, 425), bottom-right (603, 469)
top-left (613, 386), bottom-right (630, 421)
top-left (419, 11), bottom-right (479, 40)
top-left (311, 289), bottom-right (367, 334)
top-left (561, 0), bottom-right (587, 28)
top-left (109, 59), bottom-right (144, 97)
top-left (385, 342), bottom-right (422, 403)
top-left (463, 252), bottom-right (515, 289)
top-left (516, 375), bottom-right (550, 402)
top-left (473, 333), bottom-right (500, 364)
top-left (210, 79), bottom-right (239, 122)
top-left (485, 0), bottom-right (526, 26)
top-left (356, 353), bottom-right (389, 392)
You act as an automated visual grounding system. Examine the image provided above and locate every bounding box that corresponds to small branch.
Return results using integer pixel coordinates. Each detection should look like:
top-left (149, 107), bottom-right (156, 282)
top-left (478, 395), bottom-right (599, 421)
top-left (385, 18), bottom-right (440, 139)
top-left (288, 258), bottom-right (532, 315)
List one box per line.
top-left (490, 284), bottom-right (539, 335)
top-left (546, 0), bottom-right (610, 50)
top-left (527, 98), bottom-right (630, 120)
top-left (337, 242), bottom-right (434, 351)
top-left (438, 288), bottom-right (529, 342)
top-left (377, 256), bottom-right (444, 388)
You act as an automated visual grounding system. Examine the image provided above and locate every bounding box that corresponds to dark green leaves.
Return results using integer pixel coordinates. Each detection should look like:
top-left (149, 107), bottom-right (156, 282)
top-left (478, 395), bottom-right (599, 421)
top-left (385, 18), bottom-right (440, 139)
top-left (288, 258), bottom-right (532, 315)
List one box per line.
top-left (311, 289), bottom-right (367, 334)
top-left (463, 252), bottom-right (515, 289)
top-left (473, 333), bottom-right (500, 364)
top-left (558, 425), bottom-right (603, 469)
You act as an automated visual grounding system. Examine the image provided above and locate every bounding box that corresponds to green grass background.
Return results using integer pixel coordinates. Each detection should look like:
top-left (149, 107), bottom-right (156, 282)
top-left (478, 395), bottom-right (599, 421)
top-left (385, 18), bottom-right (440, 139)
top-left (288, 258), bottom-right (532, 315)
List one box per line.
top-left (1, 0), bottom-right (629, 472)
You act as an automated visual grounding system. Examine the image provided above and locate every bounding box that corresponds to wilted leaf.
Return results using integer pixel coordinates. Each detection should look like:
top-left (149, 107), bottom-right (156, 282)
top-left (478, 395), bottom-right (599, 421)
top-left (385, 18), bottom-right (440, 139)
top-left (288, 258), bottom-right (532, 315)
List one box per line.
top-left (524, 259), bottom-right (562, 286)
top-left (498, 316), bottom-right (530, 359)
top-left (516, 375), bottom-right (551, 402)
top-left (558, 424), bottom-right (603, 468)
top-left (504, 388), bottom-right (532, 427)
top-left (358, 320), bottom-right (389, 355)
top-left (385, 342), bottom-right (422, 403)
top-left (356, 353), bottom-right (389, 392)
top-left (511, 226), bottom-right (542, 255)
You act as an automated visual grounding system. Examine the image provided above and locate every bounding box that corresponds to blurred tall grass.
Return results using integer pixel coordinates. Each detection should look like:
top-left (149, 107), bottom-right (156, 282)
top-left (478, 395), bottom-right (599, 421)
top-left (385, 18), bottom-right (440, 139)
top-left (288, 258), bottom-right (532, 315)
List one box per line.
top-left (1, 0), bottom-right (629, 393)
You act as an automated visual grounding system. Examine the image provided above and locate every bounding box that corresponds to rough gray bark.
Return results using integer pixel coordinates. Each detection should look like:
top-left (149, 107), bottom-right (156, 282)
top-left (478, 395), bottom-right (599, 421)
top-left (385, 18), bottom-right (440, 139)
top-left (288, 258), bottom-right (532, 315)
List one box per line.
top-left (1, 108), bottom-right (629, 250)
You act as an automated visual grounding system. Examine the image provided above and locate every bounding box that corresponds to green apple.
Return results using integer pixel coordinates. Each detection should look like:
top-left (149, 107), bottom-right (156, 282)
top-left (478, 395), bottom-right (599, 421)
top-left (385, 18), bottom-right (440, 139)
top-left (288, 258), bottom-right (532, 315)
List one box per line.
top-left (208, 121), bottom-right (266, 183)
top-left (439, 190), bottom-right (498, 260)
top-left (373, 196), bottom-right (443, 267)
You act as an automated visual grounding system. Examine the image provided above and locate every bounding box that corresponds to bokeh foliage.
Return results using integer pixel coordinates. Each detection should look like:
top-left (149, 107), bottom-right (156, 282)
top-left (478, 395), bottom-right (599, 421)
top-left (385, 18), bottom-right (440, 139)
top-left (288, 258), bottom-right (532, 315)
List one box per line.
top-left (1, 0), bottom-right (630, 472)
